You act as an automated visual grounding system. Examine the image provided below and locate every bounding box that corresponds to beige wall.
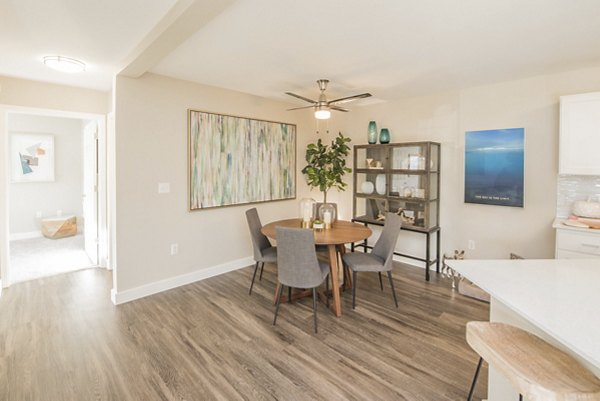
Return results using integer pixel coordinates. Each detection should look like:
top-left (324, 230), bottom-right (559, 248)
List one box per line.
top-left (113, 73), bottom-right (315, 293)
top-left (0, 75), bottom-right (109, 286)
top-left (344, 66), bottom-right (600, 261)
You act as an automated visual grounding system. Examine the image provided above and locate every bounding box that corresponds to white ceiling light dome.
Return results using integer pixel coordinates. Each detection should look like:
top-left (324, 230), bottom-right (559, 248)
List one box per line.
top-left (43, 55), bottom-right (86, 73)
top-left (314, 106), bottom-right (331, 120)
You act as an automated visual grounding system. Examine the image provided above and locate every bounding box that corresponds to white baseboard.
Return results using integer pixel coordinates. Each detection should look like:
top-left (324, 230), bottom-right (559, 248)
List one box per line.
top-left (110, 256), bottom-right (254, 305)
top-left (10, 231), bottom-right (42, 241)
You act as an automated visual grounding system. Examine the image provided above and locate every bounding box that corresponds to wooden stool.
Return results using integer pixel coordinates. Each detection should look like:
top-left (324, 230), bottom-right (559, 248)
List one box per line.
top-left (466, 321), bottom-right (600, 401)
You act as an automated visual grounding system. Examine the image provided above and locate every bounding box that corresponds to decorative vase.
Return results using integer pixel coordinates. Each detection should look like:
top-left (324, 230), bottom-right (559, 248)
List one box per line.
top-left (379, 128), bottom-right (390, 144)
top-left (318, 203), bottom-right (336, 229)
top-left (299, 198), bottom-right (316, 228)
top-left (368, 121), bottom-right (377, 144)
top-left (375, 174), bottom-right (386, 195)
top-left (361, 181), bottom-right (374, 194)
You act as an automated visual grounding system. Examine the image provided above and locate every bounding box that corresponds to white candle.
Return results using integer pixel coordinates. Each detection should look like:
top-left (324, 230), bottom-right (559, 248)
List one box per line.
top-left (323, 211), bottom-right (332, 224)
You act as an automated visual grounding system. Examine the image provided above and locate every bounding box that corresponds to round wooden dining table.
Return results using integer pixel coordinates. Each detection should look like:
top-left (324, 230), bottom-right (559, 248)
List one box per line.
top-left (261, 218), bottom-right (372, 317)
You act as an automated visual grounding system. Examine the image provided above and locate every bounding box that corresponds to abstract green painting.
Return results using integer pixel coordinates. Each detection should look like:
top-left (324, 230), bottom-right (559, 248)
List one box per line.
top-left (188, 110), bottom-right (296, 210)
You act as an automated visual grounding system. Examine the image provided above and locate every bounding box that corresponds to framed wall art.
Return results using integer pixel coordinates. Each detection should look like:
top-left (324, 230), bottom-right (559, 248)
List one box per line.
top-left (188, 110), bottom-right (296, 210)
top-left (10, 133), bottom-right (55, 183)
top-left (464, 128), bottom-right (524, 207)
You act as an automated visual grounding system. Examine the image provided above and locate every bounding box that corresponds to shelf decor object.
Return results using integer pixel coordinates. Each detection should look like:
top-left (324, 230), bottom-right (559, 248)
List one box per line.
top-left (379, 128), bottom-right (390, 144)
top-left (352, 141), bottom-right (441, 280)
top-left (360, 181), bottom-right (374, 194)
top-left (368, 121), bottom-right (378, 144)
top-left (188, 110), bottom-right (296, 210)
top-left (464, 128), bottom-right (524, 207)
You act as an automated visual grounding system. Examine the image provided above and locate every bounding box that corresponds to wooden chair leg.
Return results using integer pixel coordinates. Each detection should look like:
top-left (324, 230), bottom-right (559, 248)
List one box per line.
top-left (249, 261), bottom-right (260, 295)
top-left (467, 357), bottom-right (483, 401)
top-left (312, 288), bottom-right (318, 334)
top-left (352, 271), bottom-right (357, 309)
top-left (387, 271), bottom-right (398, 308)
top-left (273, 284), bottom-right (284, 326)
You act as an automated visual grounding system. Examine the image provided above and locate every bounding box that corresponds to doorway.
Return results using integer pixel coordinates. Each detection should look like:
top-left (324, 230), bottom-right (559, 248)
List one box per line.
top-left (3, 110), bottom-right (108, 284)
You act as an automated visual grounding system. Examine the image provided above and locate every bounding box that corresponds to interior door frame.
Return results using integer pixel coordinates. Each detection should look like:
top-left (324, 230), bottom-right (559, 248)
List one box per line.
top-left (0, 105), bottom-right (109, 288)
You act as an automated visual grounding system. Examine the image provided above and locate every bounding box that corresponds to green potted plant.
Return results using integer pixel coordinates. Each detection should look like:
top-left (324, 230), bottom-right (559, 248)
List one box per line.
top-left (302, 133), bottom-right (352, 223)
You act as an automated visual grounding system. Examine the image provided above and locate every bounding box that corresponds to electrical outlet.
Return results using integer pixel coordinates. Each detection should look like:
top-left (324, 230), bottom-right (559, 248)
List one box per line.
top-left (170, 243), bottom-right (179, 255)
top-left (468, 240), bottom-right (475, 250)
top-left (35, 211), bottom-right (42, 218)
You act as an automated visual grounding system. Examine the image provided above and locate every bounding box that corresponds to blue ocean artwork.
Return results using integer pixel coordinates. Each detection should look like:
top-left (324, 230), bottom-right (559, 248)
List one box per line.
top-left (464, 128), bottom-right (524, 207)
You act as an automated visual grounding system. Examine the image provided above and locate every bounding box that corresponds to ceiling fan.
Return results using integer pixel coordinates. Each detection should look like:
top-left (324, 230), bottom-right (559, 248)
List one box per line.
top-left (285, 79), bottom-right (372, 120)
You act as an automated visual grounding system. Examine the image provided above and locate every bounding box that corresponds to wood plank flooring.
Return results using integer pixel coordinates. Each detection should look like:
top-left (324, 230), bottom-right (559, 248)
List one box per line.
top-left (0, 262), bottom-right (489, 400)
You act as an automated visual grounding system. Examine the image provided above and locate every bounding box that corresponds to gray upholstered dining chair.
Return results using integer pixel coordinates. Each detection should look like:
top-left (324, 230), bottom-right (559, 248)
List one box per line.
top-left (245, 208), bottom-right (277, 295)
top-left (342, 212), bottom-right (402, 309)
top-left (273, 227), bottom-right (330, 334)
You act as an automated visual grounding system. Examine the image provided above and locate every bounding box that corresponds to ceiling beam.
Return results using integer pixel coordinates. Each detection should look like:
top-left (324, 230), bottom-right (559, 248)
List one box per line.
top-left (118, 0), bottom-right (236, 78)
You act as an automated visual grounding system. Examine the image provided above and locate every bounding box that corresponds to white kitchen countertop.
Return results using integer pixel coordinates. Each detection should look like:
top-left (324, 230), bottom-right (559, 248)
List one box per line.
top-left (447, 258), bottom-right (600, 369)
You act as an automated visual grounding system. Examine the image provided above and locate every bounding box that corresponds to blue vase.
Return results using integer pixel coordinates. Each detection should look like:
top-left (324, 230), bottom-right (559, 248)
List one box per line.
top-left (368, 121), bottom-right (377, 144)
top-left (379, 128), bottom-right (390, 144)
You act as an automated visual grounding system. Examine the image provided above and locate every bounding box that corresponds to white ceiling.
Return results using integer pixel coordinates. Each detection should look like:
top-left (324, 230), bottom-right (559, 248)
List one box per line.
top-left (2, 0), bottom-right (600, 102)
top-left (0, 0), bottom-right (177, 90)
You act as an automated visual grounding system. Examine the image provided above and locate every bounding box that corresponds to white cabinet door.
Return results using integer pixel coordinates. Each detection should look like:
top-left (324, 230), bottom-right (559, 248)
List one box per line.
top-left (555, 228), bottom-right (600, 258)
top-left (559, 92), bottom-right (600, 175)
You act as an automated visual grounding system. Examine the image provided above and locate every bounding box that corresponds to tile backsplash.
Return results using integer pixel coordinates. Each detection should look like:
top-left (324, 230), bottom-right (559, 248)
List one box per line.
top-left (557, 175), bottom-right (600, 218)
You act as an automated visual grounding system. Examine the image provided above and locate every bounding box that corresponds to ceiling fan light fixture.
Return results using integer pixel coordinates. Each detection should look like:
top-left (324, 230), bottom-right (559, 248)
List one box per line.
top-left (315, 107), bottom-right (331, 120)
top-left (43, 55), bottom-right (86, 73)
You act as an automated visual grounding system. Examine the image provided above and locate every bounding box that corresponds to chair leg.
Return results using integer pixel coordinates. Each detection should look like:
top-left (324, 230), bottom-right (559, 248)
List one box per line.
top-left (387, 271), bottom-right (398, 308)
top-left (259, 262), bottom-right (265, 280)
top-left (249, 261), bottom-right (259, 295)
top-left (467, 357), bottom-right (483, 401)
top-left (273, 284), bottom-right (284, 326)
top-left (378, 272), bottom-right (384, 291)
top-left (352, 271), bottom-right (357, 309)
top-left (519, 395), bottom-right (523, 401)
top-left (326, 276), bottom-right (330, 307)
top-left (288, 287), bottom-right (292, 304)
top-left (312, 288), bottom-right (318, 334)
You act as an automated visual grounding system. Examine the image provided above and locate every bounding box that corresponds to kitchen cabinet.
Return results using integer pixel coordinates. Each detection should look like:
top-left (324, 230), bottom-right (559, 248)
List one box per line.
top-left (559, 91), bottom-right (600, 175)
top-left (553, 219), bottom-right (600, 259)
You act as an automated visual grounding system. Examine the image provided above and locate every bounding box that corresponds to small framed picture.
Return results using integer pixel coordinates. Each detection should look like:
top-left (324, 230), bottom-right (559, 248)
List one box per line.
top-left (11, 133), bottom-right (55, 183)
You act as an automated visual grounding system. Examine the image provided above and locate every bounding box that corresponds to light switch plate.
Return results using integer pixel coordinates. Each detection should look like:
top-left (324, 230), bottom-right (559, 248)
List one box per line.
top-left (158, 183), bottom-right (170, 194)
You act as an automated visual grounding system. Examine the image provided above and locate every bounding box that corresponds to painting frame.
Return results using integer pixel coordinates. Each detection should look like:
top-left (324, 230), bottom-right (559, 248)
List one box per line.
top-left (10, 132), bottom-right (55, 183)
top-left (188, 109), bottom-right (296, 211)
top-left (464, 128), bottom-right (525, 207)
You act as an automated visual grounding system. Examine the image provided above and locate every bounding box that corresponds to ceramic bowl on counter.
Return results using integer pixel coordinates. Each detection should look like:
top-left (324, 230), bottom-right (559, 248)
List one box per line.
top-left (573, 198), bottom-right (600, 218)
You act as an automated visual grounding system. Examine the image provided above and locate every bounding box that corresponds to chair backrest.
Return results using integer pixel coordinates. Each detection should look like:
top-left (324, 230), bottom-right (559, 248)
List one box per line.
top-left (245, 208), bottom-right (272, 261)
top-left (372, 213), bottom-right (402, 270)
top-left (276, 227), bottom-right (324, 288)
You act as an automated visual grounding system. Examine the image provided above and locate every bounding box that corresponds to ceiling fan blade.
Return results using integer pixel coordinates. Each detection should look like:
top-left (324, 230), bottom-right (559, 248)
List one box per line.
top-left (287, 105), bottom-right (316, 111)
top-left (285, 92), bottom-right (317, 104)
top-left (330, 105), bottom-right (349, 112)
top-left (328, 93), bottom-right (372, 105)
